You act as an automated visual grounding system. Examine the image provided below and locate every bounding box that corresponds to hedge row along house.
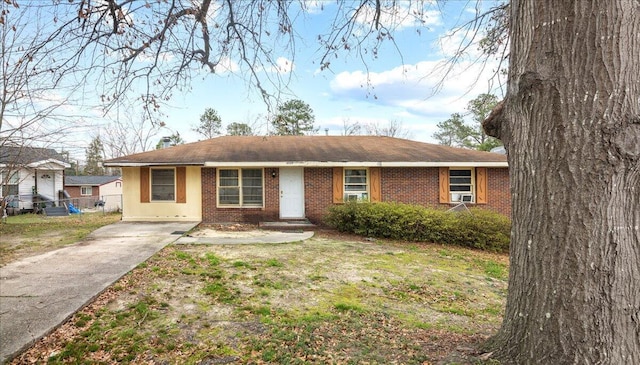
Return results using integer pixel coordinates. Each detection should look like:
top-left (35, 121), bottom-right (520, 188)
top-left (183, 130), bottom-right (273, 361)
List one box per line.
top-left (104, 136), bottom-right (510, 224)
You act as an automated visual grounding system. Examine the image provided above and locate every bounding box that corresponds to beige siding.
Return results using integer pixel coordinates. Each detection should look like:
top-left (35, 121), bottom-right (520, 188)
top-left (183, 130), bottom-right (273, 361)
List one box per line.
top-left (121, 166), bottom-right (202, 222)
top-left (99, 180), bottom-right (123, 212)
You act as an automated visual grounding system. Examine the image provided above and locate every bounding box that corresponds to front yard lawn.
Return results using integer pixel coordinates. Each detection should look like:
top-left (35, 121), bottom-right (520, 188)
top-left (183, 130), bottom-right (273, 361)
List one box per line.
top-left (12, 232), bottom-right (508, 364)
top-left (0, 213), bottom-right (121, 265)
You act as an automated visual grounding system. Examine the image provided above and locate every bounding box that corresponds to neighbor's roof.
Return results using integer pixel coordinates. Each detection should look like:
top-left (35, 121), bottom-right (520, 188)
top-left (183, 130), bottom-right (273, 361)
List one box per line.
top-left (0, 146), bottom-right (70, 167)
top-left (65, 175), bottom-right (122, 186)
top-left (104, 136), bottom-right (508, 167)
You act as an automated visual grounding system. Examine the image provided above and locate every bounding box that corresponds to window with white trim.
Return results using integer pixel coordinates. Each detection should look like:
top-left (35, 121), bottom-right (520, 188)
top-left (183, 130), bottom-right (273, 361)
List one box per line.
top-left (80, 186), bottom-right (92, 196)
top-left (217, 168), bottom-right (263, 207)
top-left (151, 168), bottom-right (175, 201)
top-left (1, 171), bottom-right (19, 196)
top-left (449, 169), bottom-right (474, 203)
top-left (344, 168), bottom-right (368, 201)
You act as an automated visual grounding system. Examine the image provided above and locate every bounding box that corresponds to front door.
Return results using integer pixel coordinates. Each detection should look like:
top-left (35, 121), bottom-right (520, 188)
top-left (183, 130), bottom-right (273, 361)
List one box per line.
top-left (279, 167), bottom-right (304, 219)
top-left (37, 170), bottom-right (56, 200)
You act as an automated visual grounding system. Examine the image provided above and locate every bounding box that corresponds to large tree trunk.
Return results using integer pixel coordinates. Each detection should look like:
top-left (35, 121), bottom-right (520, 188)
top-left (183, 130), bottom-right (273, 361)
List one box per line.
top-left (484, 1), bottom-right (640, 363)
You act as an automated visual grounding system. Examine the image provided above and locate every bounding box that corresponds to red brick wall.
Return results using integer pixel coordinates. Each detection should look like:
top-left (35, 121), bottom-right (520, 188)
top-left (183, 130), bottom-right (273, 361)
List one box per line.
top-left (304, 168), bottom-right (334, 223)
top-left (65, 186), bottom-right (82, 198)
top-left (486, 167), bottom-right (511, 216)
top-left (201, 168), bottom-right (279, 223)
top-left (65, 186), bottom-right (100, 199)
top-left (200, 166), bottom-right (511, 224)
top-left (381, 167), bottom-right (441, 206)
top-left (380, 167), bottom-right (511, 216)
top-left (64, 185), bottom-right (100, 209)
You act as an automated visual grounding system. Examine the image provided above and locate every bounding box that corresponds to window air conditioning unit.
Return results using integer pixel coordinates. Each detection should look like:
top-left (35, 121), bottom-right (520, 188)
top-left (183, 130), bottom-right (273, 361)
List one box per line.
top-left (461, 194), bottom-right (474, 203)
top-left (346, 194), bottom-right (360, 201)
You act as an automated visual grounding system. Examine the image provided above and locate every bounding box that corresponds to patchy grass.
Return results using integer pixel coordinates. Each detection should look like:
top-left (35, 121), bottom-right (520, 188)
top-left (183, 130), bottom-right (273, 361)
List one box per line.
top-left (13, 235), bottom-right (508, 364)
top-left (0, 212), bottom-right (121, 265)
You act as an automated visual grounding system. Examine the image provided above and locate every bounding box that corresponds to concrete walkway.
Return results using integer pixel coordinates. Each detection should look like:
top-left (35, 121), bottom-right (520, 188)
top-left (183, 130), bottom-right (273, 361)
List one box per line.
top-left (174, 230), bottom-right (314, 245)
top-left (0, 221), bottom-right (199, 364)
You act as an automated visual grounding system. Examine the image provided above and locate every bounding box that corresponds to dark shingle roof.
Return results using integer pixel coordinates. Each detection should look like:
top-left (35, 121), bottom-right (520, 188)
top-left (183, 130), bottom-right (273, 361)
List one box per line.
top-left (65, 176), bottom-right (122, 186)
top-left (104, 136), bottom-right (507, 167)
top-left (0, 146), bottom-right (67, 165)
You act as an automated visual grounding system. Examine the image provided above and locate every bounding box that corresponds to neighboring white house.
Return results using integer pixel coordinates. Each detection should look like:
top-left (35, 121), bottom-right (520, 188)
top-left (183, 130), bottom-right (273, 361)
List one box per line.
top-left (1, 146), bottom-right (70, 211)
top-left (64, 175), bottom-right (123, 212)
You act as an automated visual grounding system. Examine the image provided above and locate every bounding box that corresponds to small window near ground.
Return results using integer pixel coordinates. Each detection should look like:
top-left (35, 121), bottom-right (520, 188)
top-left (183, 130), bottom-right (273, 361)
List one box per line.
top-left (80, 186), bottom-right (92, 196)
top-left (344, 168), bottom-right (368, 201)
top-left (217, 168), bottom-right (263, 207)
top-left (151, 168), bottom-right (175, 201)
top-left (449, 169), bottom-right (474, 203)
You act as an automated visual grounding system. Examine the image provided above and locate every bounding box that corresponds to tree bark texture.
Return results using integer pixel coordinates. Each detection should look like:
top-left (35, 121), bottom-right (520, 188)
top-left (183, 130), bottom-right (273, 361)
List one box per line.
top-left (487, 1), bottom-right (640, 363)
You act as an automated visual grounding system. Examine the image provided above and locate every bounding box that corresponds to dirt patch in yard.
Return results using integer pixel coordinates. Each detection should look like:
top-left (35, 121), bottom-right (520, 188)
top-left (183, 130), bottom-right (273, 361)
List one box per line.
top-left (12, 232), bottom-right (508, 364)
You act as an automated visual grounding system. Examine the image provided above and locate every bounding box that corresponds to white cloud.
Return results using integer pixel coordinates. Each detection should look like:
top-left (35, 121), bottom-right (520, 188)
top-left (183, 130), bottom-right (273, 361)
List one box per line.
top-left (329, 58), bottom-right (504, 120)
top-left (303, 1), bottom-right (325, 14)
top-left (213, 57), bottom-right (240, 73)
top-left (266, 57), bottom-right (295, 74)
top-left (353, 2), bottom-right (442, 31)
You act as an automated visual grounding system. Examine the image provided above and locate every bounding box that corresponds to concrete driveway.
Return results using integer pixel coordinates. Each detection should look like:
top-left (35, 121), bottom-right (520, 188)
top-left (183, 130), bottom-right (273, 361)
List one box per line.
top-left (0, 221), bottom-right (199, 364)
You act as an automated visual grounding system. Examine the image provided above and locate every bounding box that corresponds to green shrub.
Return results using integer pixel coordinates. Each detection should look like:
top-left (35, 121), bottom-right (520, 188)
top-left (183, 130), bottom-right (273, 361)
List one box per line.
top-left (324, 202), bottom-right (510, 252)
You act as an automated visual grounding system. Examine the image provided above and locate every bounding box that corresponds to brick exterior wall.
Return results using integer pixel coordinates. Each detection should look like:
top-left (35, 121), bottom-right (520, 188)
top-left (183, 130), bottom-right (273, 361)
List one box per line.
top-left (65, 185), bottom-right (99, 199)
top-left (64, 185), bottom-right (100, 209)
top-left (200, 166), bottom-right (511, 224)
top-left (201, 168), bottom-right (279, 223)
top-left (381, 167), bottom-right (441, 207)
top-left (304, 168), bottom-right (334, 224)
top-left (486, 167), bottom-right (511, 217)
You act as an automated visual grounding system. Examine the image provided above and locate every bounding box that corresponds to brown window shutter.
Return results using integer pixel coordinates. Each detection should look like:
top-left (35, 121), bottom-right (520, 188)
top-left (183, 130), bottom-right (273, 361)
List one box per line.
top-left (176, 167), bottom-right (187, 203)
top-left (476, 167), bottom-right (487, 204)
top-left (369, 167), bottom-right (381, 202)
top-left (332, 167), bottom-right (344, 203)
top-left (140, 167), bottom-right (150, 203)
top-left (438, 167), bottom-right (449, 203)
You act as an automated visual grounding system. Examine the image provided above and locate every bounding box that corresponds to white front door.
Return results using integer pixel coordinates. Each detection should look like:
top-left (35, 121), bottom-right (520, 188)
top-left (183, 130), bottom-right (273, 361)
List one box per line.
top-left (279, 167), bottom-right (305, 219)
top-left (37, 170), bottom-right (56, 200)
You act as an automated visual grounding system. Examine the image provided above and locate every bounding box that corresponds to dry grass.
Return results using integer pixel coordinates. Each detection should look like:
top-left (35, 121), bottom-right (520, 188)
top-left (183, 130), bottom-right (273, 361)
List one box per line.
top-left (0, 212), bottom-right (121, 265)
top-left (12, 231), bottom-right (508, 364)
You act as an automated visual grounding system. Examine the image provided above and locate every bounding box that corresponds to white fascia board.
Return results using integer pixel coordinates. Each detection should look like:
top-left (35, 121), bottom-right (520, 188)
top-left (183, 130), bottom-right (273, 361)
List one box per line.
top-left (203, 161), bottom-right (508, 168)
top-left (103, 162), bottom-right (204, 167)
top-left (27, 159), bottom-right (71, 169)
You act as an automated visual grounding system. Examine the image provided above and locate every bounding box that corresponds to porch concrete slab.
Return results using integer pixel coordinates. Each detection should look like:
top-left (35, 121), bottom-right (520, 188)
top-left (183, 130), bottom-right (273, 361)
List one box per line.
top-left (174, 230), bottom-right (314, 245)
top-left (0, 221), bottom-right (199, 364)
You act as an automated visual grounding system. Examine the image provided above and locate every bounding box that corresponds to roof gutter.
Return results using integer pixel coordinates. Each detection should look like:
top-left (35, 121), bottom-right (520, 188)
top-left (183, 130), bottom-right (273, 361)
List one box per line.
top-left (204, 161), bottom-right (509, 167)
top-left (103, 162), bottom-right (205, 167)
top-left (105, 161), bottom-right (508, 168)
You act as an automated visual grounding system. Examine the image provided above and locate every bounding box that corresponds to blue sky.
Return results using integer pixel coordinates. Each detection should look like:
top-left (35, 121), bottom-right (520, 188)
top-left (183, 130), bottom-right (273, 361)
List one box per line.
top-left (160, 1), bottom-right (505, 145)
top-left (3, 1), bottom-right (505, 161)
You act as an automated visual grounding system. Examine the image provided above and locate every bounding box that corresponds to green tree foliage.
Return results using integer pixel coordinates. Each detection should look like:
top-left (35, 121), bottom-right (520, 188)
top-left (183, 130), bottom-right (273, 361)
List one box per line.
top-left (193, 108), bottom-right (222, 139)
top-left (433, 94), bottom-right (503, 151)
top-left (271, 99), bottom-right (317, 135)
top-left (84, 136), bottom-right (105, 175)
top-left (432, 113), bottom-right (472, 147)
top-left (226, 122), bottom-right (253, 136)
top-left (155, 133), bottom-right (185, 149)
top-left (465, 93), bottom-right (502, 151)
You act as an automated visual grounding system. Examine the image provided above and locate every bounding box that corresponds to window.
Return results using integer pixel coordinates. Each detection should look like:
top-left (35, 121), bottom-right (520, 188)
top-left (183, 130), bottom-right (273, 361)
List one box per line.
top-left (1, 171), bottom-right (19, 196)
top-left (217, 168), bottom-right (263, 207)
top-left (344, 168), bottom-right (368, 201)
top-left (449, 169), bottom-right (474, 203)
top-left (80, 186), bottom-right (92, 196)
top-left (151, 168), bottom-right (175, 201)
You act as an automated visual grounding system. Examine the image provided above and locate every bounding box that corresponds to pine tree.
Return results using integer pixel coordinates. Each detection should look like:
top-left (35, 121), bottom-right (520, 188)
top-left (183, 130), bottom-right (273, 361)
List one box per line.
top-left (84, 137), bottom-right (105, 175)
top-left (271, 99), bottom-right (317, 135)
